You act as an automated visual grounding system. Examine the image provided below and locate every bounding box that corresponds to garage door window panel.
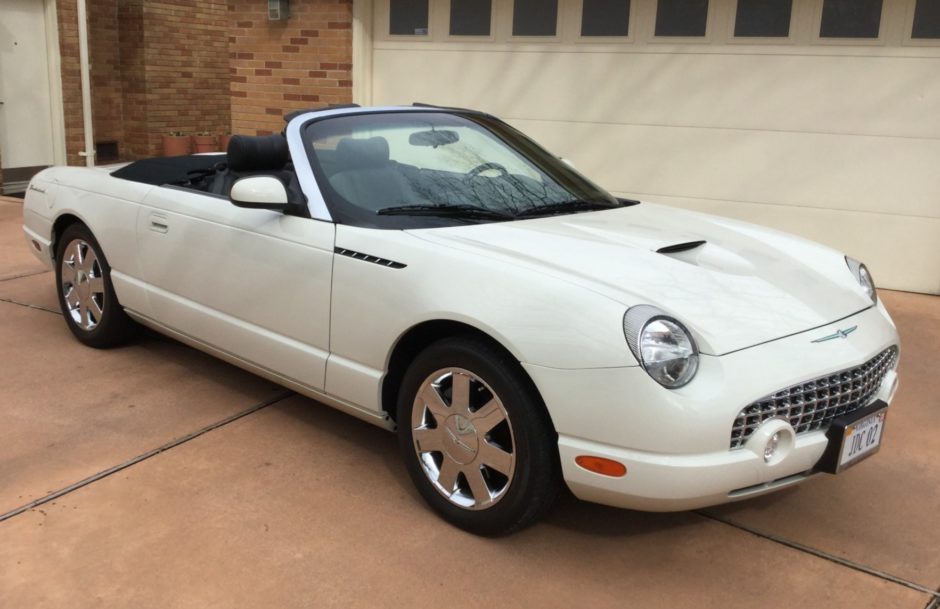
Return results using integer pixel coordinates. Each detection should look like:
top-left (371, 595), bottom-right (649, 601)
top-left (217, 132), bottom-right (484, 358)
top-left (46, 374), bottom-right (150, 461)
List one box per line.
top-left (512, 0), bottom-right (558, 36)
top-left (581, 0), bottom-right (631, 37)
top-left (450, 0), bottom-right (492, 36)
top-left (734, 0), bottom-right (791, 37)
top-left (819, 0), bottom-right (883, 39)
top-left (655, 0), bottom-right (709, 37)
top-left (912, 0), bottom-right (940, 39)
top-left (390, 0), bottom-right (429, 36)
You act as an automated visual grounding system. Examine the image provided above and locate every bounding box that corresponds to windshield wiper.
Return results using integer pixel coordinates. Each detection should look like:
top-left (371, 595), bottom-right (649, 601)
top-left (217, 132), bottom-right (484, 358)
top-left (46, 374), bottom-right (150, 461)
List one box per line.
top-left (376, 204), bottom-right (514, 220)
top-left (514, 199), bottom-right (621, 218)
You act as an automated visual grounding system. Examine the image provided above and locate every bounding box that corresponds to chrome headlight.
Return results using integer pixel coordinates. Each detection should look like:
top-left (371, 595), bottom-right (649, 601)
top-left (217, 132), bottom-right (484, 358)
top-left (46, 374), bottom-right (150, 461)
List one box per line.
top-left (846, 256), bottom-right (877, 304)
top-left (623, 305), bottom-right (699, 389)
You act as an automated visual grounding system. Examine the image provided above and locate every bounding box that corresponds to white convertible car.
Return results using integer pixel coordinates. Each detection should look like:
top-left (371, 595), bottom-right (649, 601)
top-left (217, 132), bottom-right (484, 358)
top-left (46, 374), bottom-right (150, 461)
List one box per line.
top-left (22, 105), bottom-right (900, 535)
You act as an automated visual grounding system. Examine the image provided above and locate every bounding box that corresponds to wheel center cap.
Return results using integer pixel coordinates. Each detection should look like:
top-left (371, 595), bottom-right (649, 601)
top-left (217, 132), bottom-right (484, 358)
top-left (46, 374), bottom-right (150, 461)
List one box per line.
top-left (443, 414), bottom-right (479, 465)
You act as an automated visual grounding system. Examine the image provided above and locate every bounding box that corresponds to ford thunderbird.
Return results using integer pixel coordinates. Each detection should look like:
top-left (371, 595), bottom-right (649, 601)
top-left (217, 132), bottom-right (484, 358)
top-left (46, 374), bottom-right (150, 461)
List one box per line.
top-left (22, 105), bottom-right (900, 535)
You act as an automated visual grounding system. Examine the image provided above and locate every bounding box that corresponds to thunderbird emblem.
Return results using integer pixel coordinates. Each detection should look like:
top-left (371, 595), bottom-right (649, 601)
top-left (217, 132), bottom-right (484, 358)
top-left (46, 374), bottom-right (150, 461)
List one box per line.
top-left (812, 326), bottom-right (858, 343)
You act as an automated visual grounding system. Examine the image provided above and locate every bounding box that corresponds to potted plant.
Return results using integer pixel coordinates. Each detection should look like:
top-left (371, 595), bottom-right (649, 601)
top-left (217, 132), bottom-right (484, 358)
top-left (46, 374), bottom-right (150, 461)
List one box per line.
top-left (162, 131), bottom-right (190, 156)
top-left (191, 131), bottom-right (217, 153)
top-left (219, 132), bottom-right (233, 153)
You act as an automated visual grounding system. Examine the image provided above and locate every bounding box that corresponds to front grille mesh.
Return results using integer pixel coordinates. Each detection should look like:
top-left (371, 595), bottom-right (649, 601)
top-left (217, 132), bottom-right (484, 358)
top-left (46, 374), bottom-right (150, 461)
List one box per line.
top-left (730, 347), bottom-right (898, 449)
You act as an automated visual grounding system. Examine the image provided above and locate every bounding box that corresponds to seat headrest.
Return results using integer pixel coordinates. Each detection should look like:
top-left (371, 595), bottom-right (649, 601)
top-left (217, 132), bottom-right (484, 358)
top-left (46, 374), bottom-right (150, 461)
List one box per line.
top-left (336, 137), bottom-right (390, 170)
top-left (227, 134), bottom-right (290, 172)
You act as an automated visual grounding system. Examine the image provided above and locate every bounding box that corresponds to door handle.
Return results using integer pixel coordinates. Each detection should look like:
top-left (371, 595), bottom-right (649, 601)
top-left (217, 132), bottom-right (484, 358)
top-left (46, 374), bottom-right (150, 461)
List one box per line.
top-left (149, 213), bottom-right (169, 233)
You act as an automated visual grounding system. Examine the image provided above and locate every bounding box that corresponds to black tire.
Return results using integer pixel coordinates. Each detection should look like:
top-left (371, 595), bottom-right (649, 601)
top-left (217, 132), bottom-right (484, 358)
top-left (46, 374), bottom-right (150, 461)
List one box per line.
top-left (397, 336), bottom-right (561, 536)
top-left (55, 223), bottom-right (138, 348)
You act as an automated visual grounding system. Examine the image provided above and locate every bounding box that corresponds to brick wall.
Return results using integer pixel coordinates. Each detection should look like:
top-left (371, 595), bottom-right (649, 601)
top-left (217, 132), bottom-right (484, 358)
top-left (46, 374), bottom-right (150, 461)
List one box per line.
top-left (57, 0), bottom-right (231, 163)
top-left (53, 0), bottom-right (352, 164)
top-left (138, 0), bottom-right (231, 157)
top-left (229, 0), bottom-right (353, 136)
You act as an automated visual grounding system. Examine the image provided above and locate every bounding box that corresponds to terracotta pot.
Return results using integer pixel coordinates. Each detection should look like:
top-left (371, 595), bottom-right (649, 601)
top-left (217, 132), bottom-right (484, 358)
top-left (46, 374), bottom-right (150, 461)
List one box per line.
top-left (219, 134), bottom-right (232, 153)
top-left (162, 135), bottom-right (191, 157)
top-left (191, 134), bottom-right (217, 154)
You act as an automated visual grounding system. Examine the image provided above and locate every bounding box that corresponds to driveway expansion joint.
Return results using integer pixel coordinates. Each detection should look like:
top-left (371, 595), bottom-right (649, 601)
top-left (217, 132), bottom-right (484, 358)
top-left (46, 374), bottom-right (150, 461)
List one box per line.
top-left (924, 587), bottom-right (940, 609)
top-left (697, 511), bottom-right (940, 599)
top-left (0, 269), bottom-right (51, 283)
top-left (0, 297), bottom-right (60, 315)
top-left (0, 390), bottom-right (293, 525)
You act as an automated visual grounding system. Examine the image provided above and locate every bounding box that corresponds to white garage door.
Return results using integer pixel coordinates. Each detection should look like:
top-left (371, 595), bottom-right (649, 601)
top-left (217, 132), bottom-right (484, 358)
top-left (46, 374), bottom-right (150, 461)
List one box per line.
top-left (362, 0), bottom-right (940, 294)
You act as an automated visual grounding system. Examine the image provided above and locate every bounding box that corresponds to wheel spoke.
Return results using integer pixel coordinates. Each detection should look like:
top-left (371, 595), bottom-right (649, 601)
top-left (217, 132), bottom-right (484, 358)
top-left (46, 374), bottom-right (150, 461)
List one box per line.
top-left (465, 467), bottom-right (493, 506)
top-left (73, 242), bottom-right (85, 267)
top-left (418, 383), bottom-right (450, 423)
top-left (79, 301), bottom-right (89, 327)
top-left (83, 249), bottom-right (99, 273)
top-left (61, 263), bottom-right (77, 284)
top-left (88, 276), bottom-right (104, 294)
top-left (437, 459), bottom-right (460, 493)
top-left (413, 427), bottom-right (444, 453)
top-left (472, 399), bottom-right (506, 434)
top-left (478, 441), bottom-right (513, 475)
top-left (450, 372), bottom-right (471, 414)
top-left (89, 296), bottom-right (104, 322)
top-left (65, 287), bottom-right (80, 309)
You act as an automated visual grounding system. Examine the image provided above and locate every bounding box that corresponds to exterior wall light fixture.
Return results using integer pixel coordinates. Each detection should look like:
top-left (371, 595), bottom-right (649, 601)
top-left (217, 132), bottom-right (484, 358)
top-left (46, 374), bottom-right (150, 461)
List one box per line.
top-left (268, 0), bottom-right (290, 21)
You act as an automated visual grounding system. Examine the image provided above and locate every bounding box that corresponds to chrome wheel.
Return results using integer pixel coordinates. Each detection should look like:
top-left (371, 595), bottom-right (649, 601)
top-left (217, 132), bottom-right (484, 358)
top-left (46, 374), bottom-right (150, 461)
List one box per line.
top-left (411, 367), bottom-right (516, 510)
top-left (60, 239), bottom-right (105, 331)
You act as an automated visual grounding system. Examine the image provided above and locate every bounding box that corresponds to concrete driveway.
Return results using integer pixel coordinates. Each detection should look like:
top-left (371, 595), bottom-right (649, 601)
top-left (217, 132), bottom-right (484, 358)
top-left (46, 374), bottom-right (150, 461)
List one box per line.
top-left (1, 195), bottom-right (937, 608)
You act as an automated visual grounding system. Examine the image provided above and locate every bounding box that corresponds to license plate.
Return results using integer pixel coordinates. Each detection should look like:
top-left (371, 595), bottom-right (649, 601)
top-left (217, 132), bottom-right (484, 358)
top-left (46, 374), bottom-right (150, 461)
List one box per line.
top-left (838, 410), bottom-right (886, 469)
top-left (816, 401), bottom-right (888, 474)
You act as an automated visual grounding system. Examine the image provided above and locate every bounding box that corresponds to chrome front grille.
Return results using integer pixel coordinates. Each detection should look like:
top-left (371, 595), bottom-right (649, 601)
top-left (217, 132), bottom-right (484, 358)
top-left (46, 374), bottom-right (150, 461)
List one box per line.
top-left (730, 346), bottom-right (898, 449)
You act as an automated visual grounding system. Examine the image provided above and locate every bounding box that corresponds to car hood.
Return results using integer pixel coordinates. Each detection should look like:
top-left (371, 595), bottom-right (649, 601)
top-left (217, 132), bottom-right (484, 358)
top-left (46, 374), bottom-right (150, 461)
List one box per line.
top-left (406, 203), bottom-right (872, 356)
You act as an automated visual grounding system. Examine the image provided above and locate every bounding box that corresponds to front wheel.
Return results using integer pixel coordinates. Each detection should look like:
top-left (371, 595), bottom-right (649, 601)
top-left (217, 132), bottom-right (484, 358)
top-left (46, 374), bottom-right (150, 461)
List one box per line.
top-left (397, 337), bottom-right (560, 536)
top-left (55, 223), bottom-right (138, 348)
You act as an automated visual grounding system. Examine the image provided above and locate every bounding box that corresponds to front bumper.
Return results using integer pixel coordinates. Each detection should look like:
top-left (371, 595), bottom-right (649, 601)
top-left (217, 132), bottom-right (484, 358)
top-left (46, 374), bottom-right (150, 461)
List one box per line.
top-left (524, 303), bottom-right (900, 511)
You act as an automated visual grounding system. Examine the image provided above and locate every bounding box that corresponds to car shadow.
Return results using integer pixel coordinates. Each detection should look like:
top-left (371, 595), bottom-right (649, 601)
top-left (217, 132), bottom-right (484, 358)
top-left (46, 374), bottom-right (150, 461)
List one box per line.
top-left (134, 330), bottom-right (696, 540)
top-left (274, 390), bottom-right (693, 540)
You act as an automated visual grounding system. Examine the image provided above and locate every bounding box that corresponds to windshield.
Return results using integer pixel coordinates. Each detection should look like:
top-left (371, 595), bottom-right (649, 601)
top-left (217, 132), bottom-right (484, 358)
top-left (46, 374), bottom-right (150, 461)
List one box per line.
top-left (303, 111), bottom-right (624, 228)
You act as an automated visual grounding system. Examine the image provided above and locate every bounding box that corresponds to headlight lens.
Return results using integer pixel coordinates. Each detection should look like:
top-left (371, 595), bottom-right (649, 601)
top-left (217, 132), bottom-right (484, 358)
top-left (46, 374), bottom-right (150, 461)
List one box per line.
top-left (623, 306), bottom-right (699, 388)
top-left (846, 256), bottom-right (877, 304)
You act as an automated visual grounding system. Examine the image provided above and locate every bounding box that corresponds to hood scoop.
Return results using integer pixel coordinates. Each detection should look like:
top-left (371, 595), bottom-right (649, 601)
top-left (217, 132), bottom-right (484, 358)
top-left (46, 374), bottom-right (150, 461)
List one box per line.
top-left (656, 240), bottom-right (707, 254)
top-left (656, 239), bottom-right (755, 276)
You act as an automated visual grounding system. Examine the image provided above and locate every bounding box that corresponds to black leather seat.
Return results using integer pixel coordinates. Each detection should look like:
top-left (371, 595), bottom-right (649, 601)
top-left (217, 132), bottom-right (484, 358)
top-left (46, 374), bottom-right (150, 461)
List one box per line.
top-left (328, 137), bottom-right (427, 210)
top-left (210, 135), bottom-right (295, 197)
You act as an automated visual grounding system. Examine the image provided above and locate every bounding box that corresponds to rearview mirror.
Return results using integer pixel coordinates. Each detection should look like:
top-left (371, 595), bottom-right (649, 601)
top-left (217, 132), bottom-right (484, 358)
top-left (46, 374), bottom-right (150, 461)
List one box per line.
top-left (409, 129), bottom-right (459, 148)
top-left (230, 176), bottom-right (289, 211)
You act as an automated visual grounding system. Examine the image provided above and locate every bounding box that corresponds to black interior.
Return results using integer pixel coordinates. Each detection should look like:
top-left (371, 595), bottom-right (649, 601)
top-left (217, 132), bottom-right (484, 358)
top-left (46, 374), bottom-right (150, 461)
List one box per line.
top-left (111, 134), bottom-right (308, 217)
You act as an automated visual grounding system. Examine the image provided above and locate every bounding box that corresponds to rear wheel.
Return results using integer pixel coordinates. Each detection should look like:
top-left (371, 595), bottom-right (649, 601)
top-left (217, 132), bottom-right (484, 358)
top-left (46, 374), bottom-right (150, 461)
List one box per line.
top-left (397, 336), bottom-right (560, 535)
top-left (55, 223), bottom-right (138, 348)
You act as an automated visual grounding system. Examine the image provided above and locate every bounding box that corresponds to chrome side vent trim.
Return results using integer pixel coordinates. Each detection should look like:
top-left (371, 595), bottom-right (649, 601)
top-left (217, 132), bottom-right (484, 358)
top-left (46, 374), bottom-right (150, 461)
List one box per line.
top-left (334, 247), bottom-right (406, 269)
top-left (657, 240), bottom-right (706, 254)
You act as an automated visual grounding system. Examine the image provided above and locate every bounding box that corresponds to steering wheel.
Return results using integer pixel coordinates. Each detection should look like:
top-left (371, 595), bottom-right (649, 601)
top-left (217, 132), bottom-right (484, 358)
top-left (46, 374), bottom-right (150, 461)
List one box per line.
top-left (466, 162), bottom-right (510, 180)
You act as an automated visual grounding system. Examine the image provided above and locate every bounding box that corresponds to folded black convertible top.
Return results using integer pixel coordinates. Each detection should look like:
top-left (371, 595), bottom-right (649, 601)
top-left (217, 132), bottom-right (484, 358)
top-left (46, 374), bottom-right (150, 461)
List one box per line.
top-left (111, 154), bottom-right (224, 186)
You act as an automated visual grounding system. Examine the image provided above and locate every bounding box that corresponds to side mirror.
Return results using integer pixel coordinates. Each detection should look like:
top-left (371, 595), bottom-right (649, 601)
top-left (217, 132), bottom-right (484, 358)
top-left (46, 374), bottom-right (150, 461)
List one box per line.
top-left (230, 176), bottom-right (289, 211)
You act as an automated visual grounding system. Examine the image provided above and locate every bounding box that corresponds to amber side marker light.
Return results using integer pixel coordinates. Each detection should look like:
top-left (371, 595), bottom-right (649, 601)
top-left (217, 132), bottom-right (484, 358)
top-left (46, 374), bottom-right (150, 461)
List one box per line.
top-left (575, 455), bottom-right (627, 477)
